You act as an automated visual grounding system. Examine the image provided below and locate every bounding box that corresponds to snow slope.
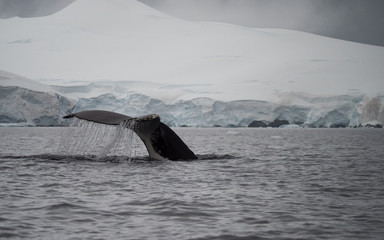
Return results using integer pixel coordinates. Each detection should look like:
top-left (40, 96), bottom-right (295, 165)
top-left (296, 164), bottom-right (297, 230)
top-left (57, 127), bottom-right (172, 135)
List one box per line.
top-left (0, 0), bottom-right (383, 102)
top-left (0, 70), bottom-right (55, 93)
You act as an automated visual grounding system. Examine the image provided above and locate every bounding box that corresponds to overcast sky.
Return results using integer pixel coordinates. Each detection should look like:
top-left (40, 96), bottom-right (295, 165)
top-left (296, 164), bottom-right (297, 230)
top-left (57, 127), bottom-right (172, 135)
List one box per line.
top-left (1, 0), bottom-right (383, 46)
top-left (139, 0), bottom-right (384, 46)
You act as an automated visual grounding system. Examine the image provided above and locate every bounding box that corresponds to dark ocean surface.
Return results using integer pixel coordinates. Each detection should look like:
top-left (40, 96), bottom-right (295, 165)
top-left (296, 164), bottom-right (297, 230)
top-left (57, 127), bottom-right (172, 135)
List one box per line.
top-left (1, 127), bottom-right (383, 239)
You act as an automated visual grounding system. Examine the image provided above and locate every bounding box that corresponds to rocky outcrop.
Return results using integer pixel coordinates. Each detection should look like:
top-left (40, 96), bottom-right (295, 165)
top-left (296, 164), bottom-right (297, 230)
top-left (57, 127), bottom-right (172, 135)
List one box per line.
top-left (248, 120), bottom-right (267, 128)
top-left (268, 119), bottom-right (289, 128)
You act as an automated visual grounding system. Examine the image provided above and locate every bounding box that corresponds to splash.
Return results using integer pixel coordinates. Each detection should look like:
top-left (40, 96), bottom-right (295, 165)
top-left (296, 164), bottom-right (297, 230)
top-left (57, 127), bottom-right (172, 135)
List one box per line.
top-left (59, 119), bottom-right (145, 161)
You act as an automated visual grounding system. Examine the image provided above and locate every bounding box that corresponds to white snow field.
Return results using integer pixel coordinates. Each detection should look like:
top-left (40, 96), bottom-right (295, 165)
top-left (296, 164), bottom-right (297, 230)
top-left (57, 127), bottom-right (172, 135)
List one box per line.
top-left (0, 0), bottom-right (383, 103)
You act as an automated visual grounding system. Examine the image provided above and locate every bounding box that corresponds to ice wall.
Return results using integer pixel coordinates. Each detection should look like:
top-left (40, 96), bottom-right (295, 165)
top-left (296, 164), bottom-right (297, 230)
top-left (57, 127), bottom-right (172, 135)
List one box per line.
top-left (0, 86), bottom-right (74, 126)
top-left (70, 92), bottom-right (382, 128)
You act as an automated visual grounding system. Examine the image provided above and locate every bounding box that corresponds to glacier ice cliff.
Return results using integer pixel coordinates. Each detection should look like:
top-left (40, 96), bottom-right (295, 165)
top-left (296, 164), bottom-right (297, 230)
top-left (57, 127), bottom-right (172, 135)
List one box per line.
top-left (0, 86), bottom-right (74, 126)
top-left (70, 92), bottom-right (384, 128)
top-left (1, 86), bottom-right (383, 128)
top-left (1, 70), bottom-right (383, 128)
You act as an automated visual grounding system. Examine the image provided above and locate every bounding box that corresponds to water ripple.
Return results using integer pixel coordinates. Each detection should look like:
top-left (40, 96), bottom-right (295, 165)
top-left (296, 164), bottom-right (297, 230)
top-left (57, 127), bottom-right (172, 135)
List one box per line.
top-left (0, 128), bottom-right (384, 239)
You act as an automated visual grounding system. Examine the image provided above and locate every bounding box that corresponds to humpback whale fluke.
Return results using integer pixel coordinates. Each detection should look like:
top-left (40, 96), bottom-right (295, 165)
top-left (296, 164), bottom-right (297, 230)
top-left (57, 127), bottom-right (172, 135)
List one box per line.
top-left (63, 110), bottom-right (197, 161)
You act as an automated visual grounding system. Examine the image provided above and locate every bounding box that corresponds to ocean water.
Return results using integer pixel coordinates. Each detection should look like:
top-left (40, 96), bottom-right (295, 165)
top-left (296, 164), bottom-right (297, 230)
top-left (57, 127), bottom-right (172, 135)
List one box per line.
top-left (0, 126), bottom-right (383, 240)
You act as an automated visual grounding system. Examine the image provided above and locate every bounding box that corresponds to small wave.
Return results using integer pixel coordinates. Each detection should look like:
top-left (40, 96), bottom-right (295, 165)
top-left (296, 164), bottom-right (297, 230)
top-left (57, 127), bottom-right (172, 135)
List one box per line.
top-left (45, 202), bottom-right (83, 211)
top-left (0, 232), bottom-right (21, 239)
top-left (195, 154), bottom-right (239, 160)
top-left (191, 234), bottom-right (266, 240)
top-left (0, 153), bottom-right (239, 162)
top-left (0, 154), bottom-right (145, 163)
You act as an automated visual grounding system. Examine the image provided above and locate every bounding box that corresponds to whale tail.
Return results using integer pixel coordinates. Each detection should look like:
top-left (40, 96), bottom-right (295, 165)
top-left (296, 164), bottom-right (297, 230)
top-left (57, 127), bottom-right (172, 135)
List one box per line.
top-left (64, 110), bottom-right (197, 161)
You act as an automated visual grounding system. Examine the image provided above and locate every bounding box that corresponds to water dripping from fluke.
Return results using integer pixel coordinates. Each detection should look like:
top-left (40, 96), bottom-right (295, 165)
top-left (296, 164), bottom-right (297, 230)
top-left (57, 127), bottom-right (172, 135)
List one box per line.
top-left (59, 119), bottom-right (145, 162)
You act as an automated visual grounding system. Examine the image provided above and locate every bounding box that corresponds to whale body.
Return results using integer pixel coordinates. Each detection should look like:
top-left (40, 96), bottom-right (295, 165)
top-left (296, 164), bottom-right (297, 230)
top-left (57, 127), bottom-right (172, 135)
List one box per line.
top-left (64, 110), bottom-right (197, 161)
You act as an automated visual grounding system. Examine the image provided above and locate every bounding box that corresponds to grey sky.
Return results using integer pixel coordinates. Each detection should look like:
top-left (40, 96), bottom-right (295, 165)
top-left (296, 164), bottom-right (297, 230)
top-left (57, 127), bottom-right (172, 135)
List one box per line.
top-left (0, 0), bottom-right (383, 46)
top-left (139, 0), bottom-right (384, 47)
top-left (0, 0), bottom-right (74, 18)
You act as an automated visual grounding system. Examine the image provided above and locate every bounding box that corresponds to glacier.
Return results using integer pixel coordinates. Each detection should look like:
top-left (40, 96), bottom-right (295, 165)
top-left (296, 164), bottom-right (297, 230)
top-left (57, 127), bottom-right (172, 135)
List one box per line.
top-left (0, 0), bottom-right (384, 128)
top-left (69, 90), bottom-right (384, 128)
top-left (1, 69), bottom-right (383, 128)
top-left (0, 85), bottom-right (74, 126)
top-left (0, 70), bottom-right (74, 126)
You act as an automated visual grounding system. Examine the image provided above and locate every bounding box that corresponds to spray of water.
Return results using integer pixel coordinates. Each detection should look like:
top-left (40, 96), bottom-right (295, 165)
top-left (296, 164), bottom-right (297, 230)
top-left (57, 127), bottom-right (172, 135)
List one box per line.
top-left (59, 119), bottom-right (145, 162)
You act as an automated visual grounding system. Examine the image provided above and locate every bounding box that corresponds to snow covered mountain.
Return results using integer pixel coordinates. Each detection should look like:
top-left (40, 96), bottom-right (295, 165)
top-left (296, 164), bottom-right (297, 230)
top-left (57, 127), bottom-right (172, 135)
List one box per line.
top-left (0, 0), bottom-right (384, 127)
top-left (0, 0), bottom-right (383, 103)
